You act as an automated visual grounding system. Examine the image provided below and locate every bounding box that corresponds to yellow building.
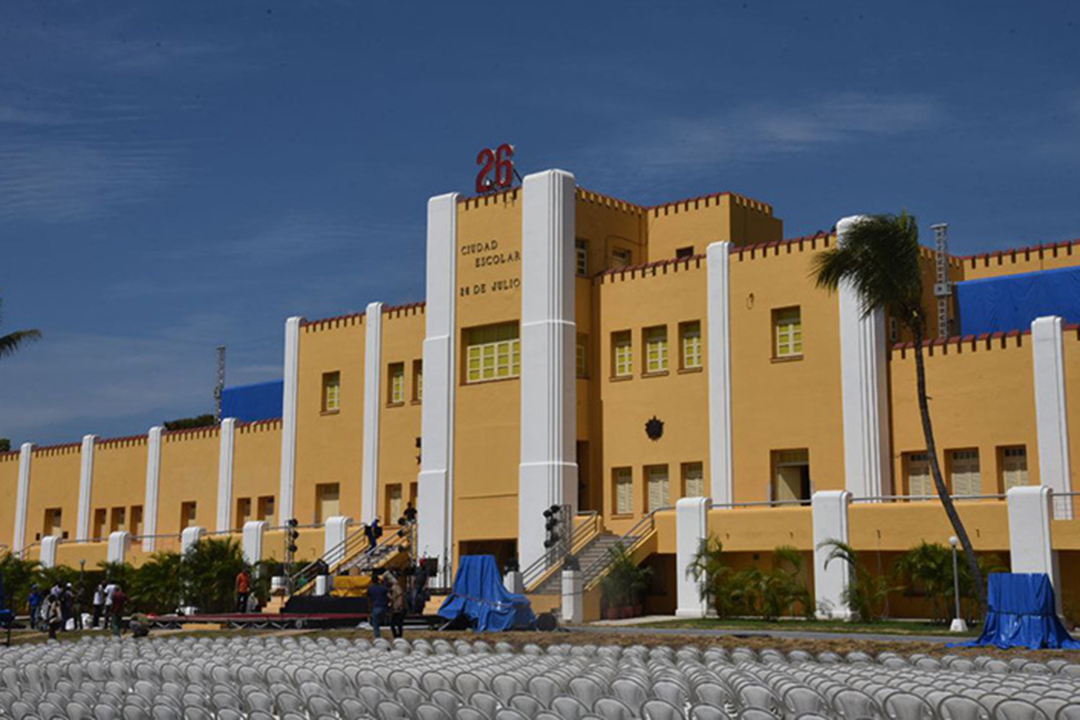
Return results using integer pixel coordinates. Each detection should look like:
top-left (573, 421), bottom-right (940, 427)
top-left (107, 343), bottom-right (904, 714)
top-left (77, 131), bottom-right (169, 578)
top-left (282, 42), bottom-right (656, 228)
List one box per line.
top-left (5, 169), bottom-right (1080, 621)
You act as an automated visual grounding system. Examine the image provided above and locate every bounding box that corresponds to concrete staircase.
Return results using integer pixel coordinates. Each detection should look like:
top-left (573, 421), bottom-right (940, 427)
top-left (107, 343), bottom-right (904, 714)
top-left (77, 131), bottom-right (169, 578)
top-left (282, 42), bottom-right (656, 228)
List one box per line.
top-left (528, 532), bottom-right (624, 596)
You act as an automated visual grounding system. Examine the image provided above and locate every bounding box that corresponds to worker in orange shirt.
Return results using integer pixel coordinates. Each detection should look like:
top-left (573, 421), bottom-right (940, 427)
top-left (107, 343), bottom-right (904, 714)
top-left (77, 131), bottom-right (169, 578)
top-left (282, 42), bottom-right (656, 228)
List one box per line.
top-left (236, 568), bottom-right (252, 613)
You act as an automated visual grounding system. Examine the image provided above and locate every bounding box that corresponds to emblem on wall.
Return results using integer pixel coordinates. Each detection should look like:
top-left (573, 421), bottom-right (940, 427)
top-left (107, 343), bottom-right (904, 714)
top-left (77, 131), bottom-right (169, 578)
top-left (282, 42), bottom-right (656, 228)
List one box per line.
top-left (645, 416), bottom-right (664, 441)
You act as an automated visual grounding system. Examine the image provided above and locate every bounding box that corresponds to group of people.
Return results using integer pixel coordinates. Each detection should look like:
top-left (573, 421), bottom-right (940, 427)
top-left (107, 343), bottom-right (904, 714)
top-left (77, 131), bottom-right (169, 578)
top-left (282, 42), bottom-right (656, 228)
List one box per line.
top-left (365, 571), bottom-right (409, 639)
top-left (28, 580), bottom-right (127, 639)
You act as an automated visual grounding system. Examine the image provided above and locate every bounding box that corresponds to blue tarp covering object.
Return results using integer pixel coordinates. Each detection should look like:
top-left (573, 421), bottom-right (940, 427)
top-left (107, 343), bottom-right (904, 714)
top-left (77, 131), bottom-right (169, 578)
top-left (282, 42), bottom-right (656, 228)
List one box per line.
top-left (221, 380), bottom-right (284, 422)
top-left (438, 555), bottom-right (536, 632)
top-left (960, 573), bottom-right (1080, 650)
top-left (956, 265), bottom-right (1080, 336)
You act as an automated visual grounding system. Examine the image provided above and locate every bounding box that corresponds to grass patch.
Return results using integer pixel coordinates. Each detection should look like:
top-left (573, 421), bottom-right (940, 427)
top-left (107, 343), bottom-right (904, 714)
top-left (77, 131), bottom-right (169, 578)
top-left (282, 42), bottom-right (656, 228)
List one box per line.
top-left (635, 617), bottom-right (980, 637)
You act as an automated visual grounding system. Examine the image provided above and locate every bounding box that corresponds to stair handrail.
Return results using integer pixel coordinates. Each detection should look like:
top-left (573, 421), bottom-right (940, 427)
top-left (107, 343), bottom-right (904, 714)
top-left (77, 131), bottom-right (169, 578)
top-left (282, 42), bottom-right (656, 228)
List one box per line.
top-left (289, 520), bottom-right (415, 593)
top-left (521, 511), bottom-right (600, 590)
top-left (581, 506), bottom-right (670, 590)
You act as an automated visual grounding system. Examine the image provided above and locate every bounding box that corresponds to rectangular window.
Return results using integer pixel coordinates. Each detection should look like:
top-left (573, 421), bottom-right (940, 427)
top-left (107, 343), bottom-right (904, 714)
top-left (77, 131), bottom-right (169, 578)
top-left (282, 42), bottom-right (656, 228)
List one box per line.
top-left (130, 505), bottom-right (143, 535)
top-left (236, 497), bottom-right (252, 530)
top-left (682, 462), bottom-right (705, 498)
top-left (1001, 446), bottom-right (1028, 491)
top-left (413, 360), bottom-right (423, 402)
top-left (575, 238), bottom-right (589, 277)
top-left (773, 307), bottom-right (803, 359)
top-left (257, 496), bottom-right (275, 525)
top-left (388, 362), bottom-right (405, 405)
top-left (322, 371), bottom-right (341, 413)
top-left (906, 452), bottom-right (933, 498)
top-left (680, 321), bottom-right (702, 370)
top-left (646, 465), bottom-right (670, 511)
top-left (93, 508), bottom-right (107, 540)
top-left (315, 483), bottom-right (340, 524)
top-left (465, 323), bottom-right (521, 383)
top-left (386, 484), bottom-right (404, 524)
top-left (612, 247), bottom-right (632, 269)
top-left (613, 467), bottom-right (634, 515)
top-left (644, 326), bottom-right (669, 374)
top-left (180, 502), bottom-right (197, 530)
top-left (109, 507), bottom-right (126, 533)
top-left (772, 449), bottom-right (811, 504)
top-left (43, 508), bottom-right (63, 538)
top-left (950, 449), bottom-right (981, 497)
top-left (576, 334), bottom-right (588, 378)
top-left (675, 246), bottom-right (694, 259)
top-left (612, 330), bottom-right (633, 378)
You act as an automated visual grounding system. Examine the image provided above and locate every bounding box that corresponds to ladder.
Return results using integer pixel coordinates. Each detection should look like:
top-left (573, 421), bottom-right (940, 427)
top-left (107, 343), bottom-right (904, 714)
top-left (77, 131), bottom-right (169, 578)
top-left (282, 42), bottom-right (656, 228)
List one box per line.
top-left (930, 223), bottom-right (951, 339)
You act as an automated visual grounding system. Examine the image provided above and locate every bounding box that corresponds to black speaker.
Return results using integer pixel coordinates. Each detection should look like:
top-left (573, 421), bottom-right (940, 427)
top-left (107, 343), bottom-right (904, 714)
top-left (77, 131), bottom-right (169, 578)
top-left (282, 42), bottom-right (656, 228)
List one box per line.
top-left (422, 558), bottom-right (439, 575)
top-left (536, 612), bottom-right (558, 632)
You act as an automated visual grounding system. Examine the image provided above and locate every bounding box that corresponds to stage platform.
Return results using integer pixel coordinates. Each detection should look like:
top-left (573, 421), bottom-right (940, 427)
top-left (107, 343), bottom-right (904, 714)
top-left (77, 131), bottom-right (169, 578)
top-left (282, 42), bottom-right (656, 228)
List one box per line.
top-left (149, 612), bottom-right (368, 630)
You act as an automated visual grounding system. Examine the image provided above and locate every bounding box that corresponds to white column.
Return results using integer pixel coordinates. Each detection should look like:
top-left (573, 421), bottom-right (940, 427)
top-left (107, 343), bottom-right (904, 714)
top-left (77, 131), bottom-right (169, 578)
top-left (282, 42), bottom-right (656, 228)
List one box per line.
top-left (324, 515), bottom-right (354, 566)
top-left (40, 535), bottom-right (59, 569)
top-left (216, 418), bottom-right (237, 532)
top-left (812, 490), bottom-right (853, 620)
top-left (675, 496), bottom-right (711, 618)
top-left (242, 520), bottom-right (268, 565)
top-left (837, 216), bottom-right (892, 498)
top-left (419, 192), bottom-right (459, 585)
top-left (279, 316), bottom-right (302, 524)
top-left (181, 526), bottom-right (205, 554)
top-left (1008, 486), bottom-right (1063, 616)
top-left (706, 242), bottom-right (734, 504)
top-left (362, 302), bottom-right (385, 524)
top-left (13, 442), bottom-right (33, 555)
top-left (76, 434), bottom-right (98, 542)
top-left (561, 569), bottom-right (583, 624)
top-left (108, 531), bottom-right (131, 564)
top-left (142, 426), bottom-right (163, 552)
top-left (518, 169), bottom-right (578, 574)
top-left (1033, 316), bottom-right (1073, 519)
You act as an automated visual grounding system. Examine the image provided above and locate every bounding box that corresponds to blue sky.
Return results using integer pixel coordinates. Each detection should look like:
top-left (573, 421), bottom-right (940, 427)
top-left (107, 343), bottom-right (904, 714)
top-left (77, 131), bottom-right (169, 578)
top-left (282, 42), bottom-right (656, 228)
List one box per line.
top-left (1, 2), bottom-right (1078, 446)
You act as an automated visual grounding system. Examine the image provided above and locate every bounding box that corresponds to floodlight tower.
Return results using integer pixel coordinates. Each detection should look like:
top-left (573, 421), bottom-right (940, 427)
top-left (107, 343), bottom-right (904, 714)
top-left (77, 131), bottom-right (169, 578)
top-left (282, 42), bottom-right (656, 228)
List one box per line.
top-left (213, 345), bottom-right (226, 422)
top-left (931, 224), bottom-right (952, 339)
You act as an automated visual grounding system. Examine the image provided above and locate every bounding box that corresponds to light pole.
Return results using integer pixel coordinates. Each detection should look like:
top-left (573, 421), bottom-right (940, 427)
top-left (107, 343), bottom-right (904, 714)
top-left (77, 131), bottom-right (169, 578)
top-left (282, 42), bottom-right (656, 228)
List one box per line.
top-left (949, 536), bottom-right (968, 632)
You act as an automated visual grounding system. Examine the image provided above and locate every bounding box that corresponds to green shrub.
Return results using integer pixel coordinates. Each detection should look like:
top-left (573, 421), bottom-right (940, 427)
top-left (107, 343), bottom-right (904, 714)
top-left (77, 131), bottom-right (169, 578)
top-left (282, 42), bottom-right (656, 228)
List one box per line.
top-left (600, 542), bottom-right (653, 609)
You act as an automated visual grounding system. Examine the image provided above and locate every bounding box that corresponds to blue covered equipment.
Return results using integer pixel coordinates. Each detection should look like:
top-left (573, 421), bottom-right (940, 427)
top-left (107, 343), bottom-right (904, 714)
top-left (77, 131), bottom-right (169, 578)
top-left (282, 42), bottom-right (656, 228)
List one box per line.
top-left (438, 555), bottom-right (536, 632)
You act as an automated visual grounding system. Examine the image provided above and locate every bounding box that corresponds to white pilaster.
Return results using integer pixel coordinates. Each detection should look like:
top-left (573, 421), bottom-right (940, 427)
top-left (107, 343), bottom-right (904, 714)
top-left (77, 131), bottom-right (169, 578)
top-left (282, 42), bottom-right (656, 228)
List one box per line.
top-left (76, 434), bottom-right (98, 542)
top-left (324, 515), bottom-right (354, 567)
top-left (675, 496), bottom-right (711, 618)
top-left (837, 216), bottom-right (892, 498)
top-left (1033, 316), bottom-right (1073, 519)
top-left (108, 531), bottom-right (131, 564)
top-left (362, 302), bottom-right (385, 524)
top-left (216, 418), bottom-right (237, 532)
top-left (242, 520), bottom-right (268, 565)
top-left (706, 242), bottom-right (734, 504)
top-left (519, 169), bottom-right (578, 574)
top-left (13, 442), bottom-right (33, 555)
top-left (40, 535), bottom-right (59, 569)
top-left (419, 192), bottom-right (459, 586)
top-left (812, 490), bottom-right (853, 620)
top-left (142, 427), bottom-right (163, 552)
top-left (180, 526), bottom-right (205, 554)
top-left (1008, 486), bottom-right (1062, 615)
top-left (279, 316), bottom-right (302, 524)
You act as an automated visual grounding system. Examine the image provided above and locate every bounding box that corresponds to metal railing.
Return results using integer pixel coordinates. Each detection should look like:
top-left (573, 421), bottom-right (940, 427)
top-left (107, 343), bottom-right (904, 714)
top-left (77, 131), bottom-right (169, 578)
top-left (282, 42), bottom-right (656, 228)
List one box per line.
top-left (520, 511), bottom-right (600, 591)
top-left (851, 493), bottom-right (1006, 504)
top-left (582, 506), bottom-right (671, 592)
top-left (710, 499), bottom-right (809, 510)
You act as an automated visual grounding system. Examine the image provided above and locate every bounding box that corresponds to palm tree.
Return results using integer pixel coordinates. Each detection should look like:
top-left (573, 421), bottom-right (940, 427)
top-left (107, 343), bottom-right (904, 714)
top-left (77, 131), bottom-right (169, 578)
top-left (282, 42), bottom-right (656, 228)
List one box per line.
top-left (0, 292), bottom-right (41, 359)
top-left (813, 213), bottom-right (986, 610)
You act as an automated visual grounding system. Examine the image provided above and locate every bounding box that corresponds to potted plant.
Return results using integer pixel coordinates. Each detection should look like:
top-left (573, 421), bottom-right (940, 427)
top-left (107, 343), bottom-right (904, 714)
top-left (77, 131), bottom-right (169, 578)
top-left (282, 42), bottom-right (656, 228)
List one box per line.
top-left (599, 543), bottom-right (653, 619)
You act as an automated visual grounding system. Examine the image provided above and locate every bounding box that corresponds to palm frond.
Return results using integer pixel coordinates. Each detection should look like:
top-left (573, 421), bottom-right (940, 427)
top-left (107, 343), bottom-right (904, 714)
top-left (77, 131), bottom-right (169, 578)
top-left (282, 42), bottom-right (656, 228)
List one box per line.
top-left (0, 329), bottom-right (42, 358)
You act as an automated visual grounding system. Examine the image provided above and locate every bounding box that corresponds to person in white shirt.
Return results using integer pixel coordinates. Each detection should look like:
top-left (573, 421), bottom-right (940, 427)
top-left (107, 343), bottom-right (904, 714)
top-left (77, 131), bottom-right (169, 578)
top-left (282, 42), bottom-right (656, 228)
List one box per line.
top-left (91, 582), bottom-right (106, 628)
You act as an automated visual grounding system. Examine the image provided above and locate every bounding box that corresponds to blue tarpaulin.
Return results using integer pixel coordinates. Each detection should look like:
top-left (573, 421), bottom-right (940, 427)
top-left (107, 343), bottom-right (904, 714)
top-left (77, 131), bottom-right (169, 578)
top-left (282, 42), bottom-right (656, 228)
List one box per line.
top-left (438, 556), bottom-right (536, 632)
top-left (221, 380), bottom-right (284, 422)
top-left (960, 573), bottom-right (1080, 650)
top-left (956, 265), bottom-right (1080, 336)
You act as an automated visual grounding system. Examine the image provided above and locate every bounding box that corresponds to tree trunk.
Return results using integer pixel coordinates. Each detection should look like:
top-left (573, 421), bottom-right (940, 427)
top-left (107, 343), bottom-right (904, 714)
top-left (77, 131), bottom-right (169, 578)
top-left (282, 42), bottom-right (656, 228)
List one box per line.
top-left (912, 325), bottom-right (987, 614)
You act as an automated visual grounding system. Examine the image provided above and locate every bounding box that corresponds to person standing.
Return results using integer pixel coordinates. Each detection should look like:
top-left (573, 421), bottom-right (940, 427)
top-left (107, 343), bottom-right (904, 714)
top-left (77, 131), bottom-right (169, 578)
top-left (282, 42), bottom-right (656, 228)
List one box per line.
top-left (389, 575), bottom-right (406, 639)
top-left (366, 572), bottom-right (389, 639)
top-left (27, 585), bottom-right (43, 630)
top-left (91, 582), bottom-right (105, 628)
top-left (403, 502), bottom-right (417, 525)
top-left (42, 589), bottom-right (63, 640)
top-left (109, 585), bottom-right (127, 638)
top-left (235, 568), bottom-right (251, 614)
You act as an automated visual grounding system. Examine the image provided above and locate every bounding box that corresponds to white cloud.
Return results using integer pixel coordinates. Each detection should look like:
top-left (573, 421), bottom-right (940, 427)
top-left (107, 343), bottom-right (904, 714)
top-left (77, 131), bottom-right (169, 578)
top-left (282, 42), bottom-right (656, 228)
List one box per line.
top-left (590, 93), bottom-right (946, 178)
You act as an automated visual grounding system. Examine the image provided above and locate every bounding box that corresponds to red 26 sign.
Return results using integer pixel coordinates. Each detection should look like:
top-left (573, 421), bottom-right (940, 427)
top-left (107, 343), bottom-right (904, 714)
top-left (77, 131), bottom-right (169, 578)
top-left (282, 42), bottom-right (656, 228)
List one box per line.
top-left (475, 143), bottom-right (515, 194)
